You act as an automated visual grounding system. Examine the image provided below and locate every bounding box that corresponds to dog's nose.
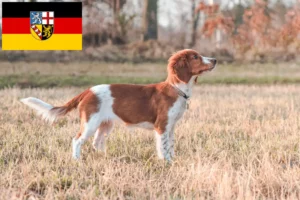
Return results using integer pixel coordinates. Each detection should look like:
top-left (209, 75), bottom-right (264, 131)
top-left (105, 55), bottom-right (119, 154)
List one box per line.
top-left (211, 58), bottom-right (217, 65)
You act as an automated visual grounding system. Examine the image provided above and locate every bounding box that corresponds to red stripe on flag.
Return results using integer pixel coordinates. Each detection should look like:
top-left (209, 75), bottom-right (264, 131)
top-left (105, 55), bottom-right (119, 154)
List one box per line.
top-left (2, 18), bottom-right (30, 34)
top-left (2, 18), bottom-right (82, 34)
top-left (55, 18), bottom-right (82, 34)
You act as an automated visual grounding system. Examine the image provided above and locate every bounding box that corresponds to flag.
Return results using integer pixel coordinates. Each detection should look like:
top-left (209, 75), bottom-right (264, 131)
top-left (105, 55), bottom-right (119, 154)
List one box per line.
top-left (2, 2), bottom-right (82, 50)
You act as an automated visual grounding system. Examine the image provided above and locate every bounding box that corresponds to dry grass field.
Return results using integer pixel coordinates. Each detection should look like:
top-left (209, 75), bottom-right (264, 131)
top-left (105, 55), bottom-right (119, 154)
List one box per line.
top-left (1, 85), bottom-right (300, 199)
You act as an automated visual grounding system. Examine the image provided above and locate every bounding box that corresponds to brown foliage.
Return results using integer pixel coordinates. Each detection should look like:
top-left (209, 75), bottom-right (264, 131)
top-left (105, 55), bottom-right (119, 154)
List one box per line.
top-left (197, 0), bottom-right (300, 57)
top-left (278, 6), bottom-right (300, 48)
top-left (233, 1), bottom-right (300, 54)
top-left (196, 2), bottom-right (234, 38)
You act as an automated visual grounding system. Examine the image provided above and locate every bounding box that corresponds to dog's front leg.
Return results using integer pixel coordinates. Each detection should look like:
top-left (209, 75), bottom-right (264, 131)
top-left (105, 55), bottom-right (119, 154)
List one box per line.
top-left (169, 127), bottom-right (175, 158)
top-left (155, 131), bottom-right (172, 162)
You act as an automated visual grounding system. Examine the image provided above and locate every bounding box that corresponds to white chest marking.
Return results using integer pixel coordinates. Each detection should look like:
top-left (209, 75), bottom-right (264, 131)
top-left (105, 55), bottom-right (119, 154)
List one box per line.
top-left (167, 98), bottom-right (186, 127)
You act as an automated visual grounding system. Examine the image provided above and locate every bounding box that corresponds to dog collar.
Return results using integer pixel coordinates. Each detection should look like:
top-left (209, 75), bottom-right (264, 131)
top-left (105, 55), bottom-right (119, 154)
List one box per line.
top-left (173, 86), bottom-right (190, 100)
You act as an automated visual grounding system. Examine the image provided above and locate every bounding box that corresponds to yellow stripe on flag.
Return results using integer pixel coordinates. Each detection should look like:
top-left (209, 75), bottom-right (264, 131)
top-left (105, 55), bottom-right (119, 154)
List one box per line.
top-left (2, 34), bottom-right (82, 50)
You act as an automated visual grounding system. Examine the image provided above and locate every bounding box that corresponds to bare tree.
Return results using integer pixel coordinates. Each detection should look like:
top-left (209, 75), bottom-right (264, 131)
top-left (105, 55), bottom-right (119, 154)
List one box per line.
top-left (189, 0), bottom-right (200, 47)
top-left (100, 0), bottom-right (127, 28)
top-left (83, 0), bottom-right (134, 45)
top-left (143, 0), bottom-right (158, 41)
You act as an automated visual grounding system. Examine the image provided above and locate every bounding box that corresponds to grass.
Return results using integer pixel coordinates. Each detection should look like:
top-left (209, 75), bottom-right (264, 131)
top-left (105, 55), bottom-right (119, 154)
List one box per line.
top-left (3, 75), bottom-right (300, 89)
top-left (1, 61), bottom-right (300, 198)
top-left (0, 75), bottom-right (163, 88)
top-left (1, 85), bottom-right (300, 199)
top-left (0, 61), bottom-right (300, 88)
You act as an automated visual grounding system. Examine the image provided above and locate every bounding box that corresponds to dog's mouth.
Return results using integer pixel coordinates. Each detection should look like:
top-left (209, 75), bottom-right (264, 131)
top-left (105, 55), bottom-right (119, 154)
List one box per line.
top-left (199, 66), bottom-right (215, 74)
top-left (208, 66), bottom-right (215, 71)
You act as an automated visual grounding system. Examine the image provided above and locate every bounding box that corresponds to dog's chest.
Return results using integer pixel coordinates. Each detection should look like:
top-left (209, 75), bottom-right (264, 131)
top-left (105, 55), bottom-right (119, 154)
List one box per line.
top-left (168, 98), bottom-right (187, 122)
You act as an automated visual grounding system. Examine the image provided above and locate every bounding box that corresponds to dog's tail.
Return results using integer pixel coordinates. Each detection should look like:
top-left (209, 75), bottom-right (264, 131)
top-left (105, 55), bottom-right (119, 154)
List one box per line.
top-left (20, 90), bottom-right (90, 123)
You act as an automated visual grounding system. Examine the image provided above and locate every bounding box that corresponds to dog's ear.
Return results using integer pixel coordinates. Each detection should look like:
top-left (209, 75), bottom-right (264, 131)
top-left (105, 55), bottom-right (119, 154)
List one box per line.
top-left (173, 58), bottom-right (191, 83)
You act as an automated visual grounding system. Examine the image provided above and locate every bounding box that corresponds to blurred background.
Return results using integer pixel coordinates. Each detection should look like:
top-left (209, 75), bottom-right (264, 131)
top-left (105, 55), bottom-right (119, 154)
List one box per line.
top-left (0, 0), bottom-right (300, 87)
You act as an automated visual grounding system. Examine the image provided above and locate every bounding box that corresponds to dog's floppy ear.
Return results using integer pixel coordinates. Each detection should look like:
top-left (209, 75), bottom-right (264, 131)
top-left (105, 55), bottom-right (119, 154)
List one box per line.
top-left (173, 57), bottom-right (191, 83)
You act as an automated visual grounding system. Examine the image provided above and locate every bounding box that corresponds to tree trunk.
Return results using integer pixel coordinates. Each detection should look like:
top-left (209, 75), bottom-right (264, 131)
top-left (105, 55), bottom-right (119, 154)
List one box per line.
top-left (112, 0), bottom-right (120, 25)
top-left (189, 0), bottom-right (200, 47)
top-left (143, 0), bottom-right (158, 41)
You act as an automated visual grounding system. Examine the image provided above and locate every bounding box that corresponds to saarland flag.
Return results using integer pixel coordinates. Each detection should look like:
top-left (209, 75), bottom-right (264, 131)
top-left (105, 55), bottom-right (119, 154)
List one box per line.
top-left (2, 2), bottom-right (82, 50)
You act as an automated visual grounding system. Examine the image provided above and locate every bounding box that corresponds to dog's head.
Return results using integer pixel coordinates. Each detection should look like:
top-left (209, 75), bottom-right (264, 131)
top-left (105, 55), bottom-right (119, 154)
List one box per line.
top-left (167, 49), bottom-right (217, 83)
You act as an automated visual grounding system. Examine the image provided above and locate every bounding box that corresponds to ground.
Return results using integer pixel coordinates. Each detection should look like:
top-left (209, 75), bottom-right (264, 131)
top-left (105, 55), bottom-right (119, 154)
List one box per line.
top-left (1, 84), bottom-right (300, 199)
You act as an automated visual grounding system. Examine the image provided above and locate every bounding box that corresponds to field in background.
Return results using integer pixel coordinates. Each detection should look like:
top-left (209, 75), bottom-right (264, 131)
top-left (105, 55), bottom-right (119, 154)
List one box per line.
top-left (1, 62), bottom-right (300, 88)
top-left (1, 85), bottom-right (300, 199)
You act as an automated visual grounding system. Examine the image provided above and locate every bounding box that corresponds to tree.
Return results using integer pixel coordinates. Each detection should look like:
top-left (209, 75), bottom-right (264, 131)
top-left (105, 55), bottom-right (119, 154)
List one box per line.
top-left (83, 0), bottom-right (134, 45)
top-left (143, 0), bottom-right (158, 41)
top-left (189, 0), bottom-right (201, 47)
top-left (196, 1), bottom-right (234, 49)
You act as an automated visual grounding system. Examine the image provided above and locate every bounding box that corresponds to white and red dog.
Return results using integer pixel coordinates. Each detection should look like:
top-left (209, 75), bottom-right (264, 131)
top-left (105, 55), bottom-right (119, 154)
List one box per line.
top-left (21, 49), bottom-right (217, 162)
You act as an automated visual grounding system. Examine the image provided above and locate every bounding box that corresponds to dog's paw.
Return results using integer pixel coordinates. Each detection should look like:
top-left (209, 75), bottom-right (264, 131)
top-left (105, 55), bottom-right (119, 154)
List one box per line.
top-left (72, 153), bottom-right (80, 160)
top-left (72, 138), bottom-right (81, 160)
top-left (170, 150), bottom-right (175, 158)
top-left (165, 156), bottom-right (172, 163)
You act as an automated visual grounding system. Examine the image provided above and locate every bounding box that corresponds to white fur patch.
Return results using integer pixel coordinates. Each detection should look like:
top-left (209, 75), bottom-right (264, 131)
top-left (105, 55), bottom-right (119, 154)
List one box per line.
top-left (174, 75), bottom-right (197, 98)
top-left (72, 85), bottom-right (119, 158)
top-left (155, 94), bottom-right (187, 162)
top-left (20, 97), bottom-right (56, 123)
top-left (155, 131), bottom-right (164, 159)
top-left (126, 122), bottom-right (154, 130)
top-left (90, 85), bottom-right (118, 121)
top-left (72, 138), bottom-right (81, 159)
top-left (93, 129), bottom-right (106, 152)
top-left (167, 97), bottom-right (186, 127)
top-left (201, 56), bottom-right (212, 64)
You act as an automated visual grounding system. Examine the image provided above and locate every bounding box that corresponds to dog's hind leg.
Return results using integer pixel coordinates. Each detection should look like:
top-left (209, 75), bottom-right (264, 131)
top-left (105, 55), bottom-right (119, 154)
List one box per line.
top-left (72, 114), bottom-right (101, 160)
top-left (72, 90), bottom-right (102, 159)
top-left (93, 120), bottom-right (113, 152)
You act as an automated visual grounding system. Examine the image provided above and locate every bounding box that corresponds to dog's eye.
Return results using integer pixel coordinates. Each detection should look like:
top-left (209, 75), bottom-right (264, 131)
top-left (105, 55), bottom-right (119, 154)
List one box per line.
top-left (194, 55), bottom-right (198, 59)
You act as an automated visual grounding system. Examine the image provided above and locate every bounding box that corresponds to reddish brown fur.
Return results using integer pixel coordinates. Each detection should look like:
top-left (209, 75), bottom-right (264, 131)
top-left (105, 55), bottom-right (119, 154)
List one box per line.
top-left (61, 50), bottom-right (213, 136)
top-left (20, 50), bottom-right (216, 161)
top-left (111, 83), bottom-right (178, 134)
top-left (50, 89), bottom-right (92, 117)
top-left (166, 49), bottom-right (214, 84)
top-left (50, 89), bottom-right (100, 138)
top-left (78, 91), bottom-right (100, 122)
top-left (110, 49), bottom-right (214, 134)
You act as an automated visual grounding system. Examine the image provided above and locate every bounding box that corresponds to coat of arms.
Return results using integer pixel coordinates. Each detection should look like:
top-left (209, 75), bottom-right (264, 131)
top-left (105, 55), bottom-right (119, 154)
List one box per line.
top-left (30, 11), bottom-right (54, 41)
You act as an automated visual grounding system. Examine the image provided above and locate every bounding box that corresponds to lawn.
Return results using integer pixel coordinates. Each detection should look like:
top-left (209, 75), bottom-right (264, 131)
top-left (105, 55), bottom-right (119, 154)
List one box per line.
top-left (1, 85), bottom-right (300, 199)
top-left (0, 61), bottom-right (300, 88)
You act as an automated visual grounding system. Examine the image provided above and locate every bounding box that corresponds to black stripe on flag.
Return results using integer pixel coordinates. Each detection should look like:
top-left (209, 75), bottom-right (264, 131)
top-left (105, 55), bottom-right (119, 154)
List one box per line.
top-left (2, 2), bottom-right (82, 18)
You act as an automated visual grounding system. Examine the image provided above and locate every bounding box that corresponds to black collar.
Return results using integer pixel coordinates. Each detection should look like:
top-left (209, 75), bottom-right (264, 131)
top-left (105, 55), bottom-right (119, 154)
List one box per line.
top-left (173, 86), bottom-right (190, 100)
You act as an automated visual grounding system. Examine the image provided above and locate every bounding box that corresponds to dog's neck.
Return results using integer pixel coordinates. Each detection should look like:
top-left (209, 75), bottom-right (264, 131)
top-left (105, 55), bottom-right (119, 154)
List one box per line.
top-left (166, 75), bottom-right (197, 98)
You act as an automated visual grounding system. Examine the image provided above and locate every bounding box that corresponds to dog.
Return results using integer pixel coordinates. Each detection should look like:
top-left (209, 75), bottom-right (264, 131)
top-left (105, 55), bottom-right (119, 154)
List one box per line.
top-left (20, 49), bottom-right (217, 162)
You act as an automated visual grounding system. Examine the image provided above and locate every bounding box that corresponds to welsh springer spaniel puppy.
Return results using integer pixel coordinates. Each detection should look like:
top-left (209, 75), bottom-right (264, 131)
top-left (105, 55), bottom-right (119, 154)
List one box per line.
top-left (21, 49), bottom-right (217, 162)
